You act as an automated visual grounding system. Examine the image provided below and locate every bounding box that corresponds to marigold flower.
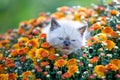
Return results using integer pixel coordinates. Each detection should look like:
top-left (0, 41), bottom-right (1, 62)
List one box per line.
top-left (105, 63), bottom-right (118, 71)
top-left (87, 37), bottom-right (99, 45)
top-left (41, 42), bottom-right (51, 48)
top-left (89, 56), bottom-right (99, 63)
top-left (68, 65), bottom-right (78, 75)
top-left (36, 48), bottom-right (49, 59)
top-left (102, 27), bottom-right (113, 35)
top-left (110, 10), bottom-right (119, 16)
top-left (110, 31), bottom-right (118, 38)
top-left (22, 71), bottom-right (35, 80)
top-left (54, 59), bottom-right (67, 67)
top-left (18, 37), bottom-right (29, 43)
top-left (51, 12), bottom-right (64, 19)
top-left (8, 73), bottom-right (18, 80)
top-left (93, 65), bottom-right (105, 78)
top-left (48, 47), bottom-right (55, 54)
top-left (27, 49), bottom-right (36, 60)
top-left (67, 59), bottom-right (77, 67)
top-left (0, 74), bottom-right (8, 80)
top-left (116, 24), bottom-right (120, 31)
top-left (110, 59), bottom-right (120, 68)
top-left (104, 40), bottom-right (115, 50)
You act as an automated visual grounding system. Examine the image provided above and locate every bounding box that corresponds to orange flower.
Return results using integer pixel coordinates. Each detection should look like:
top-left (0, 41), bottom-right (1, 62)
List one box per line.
top-left (62, 72), bottom-right (72, 79)
top-left (102, 27), bottom-right (113, 35)
top-left (10, 50), bottom-right (18, 57)
top-left (110, 31), bottom-right (118, 38)
top-left (110, 10), bottom-right (119, 16)
top-left (41, 42), bottom-right (51, 48)
top-left (105, 63), bottom-right (118, 71)
top-left (67, 59), bottom-right (77, 67)
top-left (40, 61), bottom-right (49, 67)
top-left (90, 24), bottom-right (102, 30)
top-left (36, 48), bottom-right (49, 59)
top-left (18, 37), bottom-right (29, 43)
top-left (68, 65), bottom-right (78, 75)
top-left (39, 33), bottom-right (47, 38)
top-left (8, 73), bottom-right (17, 80)
top-left (93, 65), bottom-right (105, 78)
top-left (54, 59), bottom-right (67, 67)
top-left (26, 39), bottom-right (39, 48)
top-left (51, 12), bottom-right (64, 19)
top-left (0, 64), bottom-right (5, 74)
top-left (22, 71), bottom-right (35, 80)
top-left (87, 37), bottom-right (99, 45)
top-left (48, 54), bottom-right (56, 61)
top-left (0, 74), bottom-right (8, 80)
top-left (89, 56), bottom-right (99, 63)
top-left (104, 40), bottom-right (115, 50)
top-left (110, 59), bottom-right (120, 68)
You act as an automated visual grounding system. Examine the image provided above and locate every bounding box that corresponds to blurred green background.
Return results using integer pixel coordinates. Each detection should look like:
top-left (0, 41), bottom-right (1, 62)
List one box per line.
top-left (0, 0), bottom-right (112, 33)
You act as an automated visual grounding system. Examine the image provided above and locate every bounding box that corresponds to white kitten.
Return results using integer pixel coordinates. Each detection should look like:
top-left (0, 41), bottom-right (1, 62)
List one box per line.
top-left (42, 18), bottom-right (90, 54)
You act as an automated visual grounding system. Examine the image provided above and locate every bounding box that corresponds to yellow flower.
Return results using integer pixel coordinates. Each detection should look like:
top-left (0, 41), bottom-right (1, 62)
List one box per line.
top-left (26, 39), bottom-right (39, 49)
top-left (0, 74), bottom-right (8, 80)
top-left (94, 33), bottom-right (107, 42)
top-left (67, 59), bottom-right (77, 67)
top-left (36, 48), bottom-right (49, 59)
top-left (93, 65), bottom-right (105, 78)
top-left (8, 73), bottom-right (18, 80)
top-left (18, 37), bottom-right (29, 43)
top-left (68, 65), bottom-right (78, 75)
top-left (27, 49), bottom-right (36, 60)
top-left (104, 40), bottom-right (115, 50)
top-left (54, 59), bottom-right (67, 67)
top-left (22, 71), bottom-right (35, 80)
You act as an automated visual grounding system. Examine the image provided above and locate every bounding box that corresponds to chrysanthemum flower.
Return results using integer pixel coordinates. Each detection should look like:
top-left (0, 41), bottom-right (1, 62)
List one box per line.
top-left (0, 74), bottom-right (8, 80)
top-left (102, 27), bottom-right (113, 35)
top-left (105, 63), bottom-right (118, 71)
top-left (89, 56), bottom-right (99, 63)
top-left (54, 59), bottom-right (67, 67)
top-left (67, 65), bottom-right (78, 75)
top-left (26, 39), bottom-right (39, 49)
top-left (66, 59), bottom-right (77, 67)
top-left (41, 42), bottom-right (51, 48)
top-left (103, 40), bottom-right (115, 50)
top-left (8, 73), bottom-right (18, 80)
top-left (93, 65), bottom-right (105, 78)
top-left (22, 71), bottom-right (35, 80)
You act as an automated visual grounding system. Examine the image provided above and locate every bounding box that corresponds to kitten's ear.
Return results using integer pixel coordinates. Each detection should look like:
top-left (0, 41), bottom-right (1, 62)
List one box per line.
top-left (78, 26), bottom-right (86, 35)
top-left (50, 18), bottom-right (61, 31)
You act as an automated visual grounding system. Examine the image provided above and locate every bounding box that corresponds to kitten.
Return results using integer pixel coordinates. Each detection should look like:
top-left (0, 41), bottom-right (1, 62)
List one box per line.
top-left (42, 18), bottom-right (90, 54)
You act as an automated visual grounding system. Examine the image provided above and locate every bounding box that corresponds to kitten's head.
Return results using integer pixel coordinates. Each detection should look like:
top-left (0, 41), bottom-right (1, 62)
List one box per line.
top-left (47, 18), bottom-right (86, 54)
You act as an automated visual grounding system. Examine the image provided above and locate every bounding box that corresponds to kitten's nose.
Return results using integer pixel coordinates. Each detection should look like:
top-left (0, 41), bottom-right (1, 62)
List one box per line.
top-left (63, 40), bottom-right (71, 46)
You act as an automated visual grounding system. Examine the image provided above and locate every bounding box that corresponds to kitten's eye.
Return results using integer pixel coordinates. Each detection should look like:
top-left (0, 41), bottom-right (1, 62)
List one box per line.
top-left (58, 37), bottom-right (63, 40)
top-left (71, 40), bottom-right (76, 42)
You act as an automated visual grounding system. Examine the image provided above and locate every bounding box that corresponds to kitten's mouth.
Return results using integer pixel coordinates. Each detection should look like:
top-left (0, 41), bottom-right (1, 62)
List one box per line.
top-left (63, 46), bottom-right (70, 49)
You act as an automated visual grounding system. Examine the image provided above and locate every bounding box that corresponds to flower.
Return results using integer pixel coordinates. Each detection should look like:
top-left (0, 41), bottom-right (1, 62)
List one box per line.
top-left (40, 61), bottom-right (49, 67)
top-left (26, 39), bottom-right (39, 48)
top-left (39, 33), bottom-right (47, 38)
top-left (90, 23), bottom-right (102, 30)
top-left (36, 48), bottom-right (49, 59)
top-left (94, 33), bottom-right (107, 42)
top-left (27, 49), bottom-right (36, 60)
top-left (0, 64), bottom-right (5, 74)
top-left (61, 72), bottom-right (72, 79)
top-left (68, 65), bottom-right (78, 75)
top-left (48, 54), bottom-right (56, 61)
top-left (54, 59), bottom-right (67, 67)
top-left (18, 37), bottom-right (29, 43)
top-left (105, 63), bottom-right (118, 71)
top-left (0, 74), bottom-right (8, 80)
top-left (8, 73), bottom-right (18, 80)
top-left (93, 65), bottom-right (105, 78)
top-left (102, 27), bottom-right (113, 35)
top-left (103, 40), bottom-right (115, 50)
top-left (89, 56), bottom-right (99, 63)
top-left (110, 10), bottom-right (119, 16)
top-left (41, 42), bottom-right (51, 48)
top-left (66, 59), bottom-right (77, 67)
top-left (22, 71), bottom-right (35, 80)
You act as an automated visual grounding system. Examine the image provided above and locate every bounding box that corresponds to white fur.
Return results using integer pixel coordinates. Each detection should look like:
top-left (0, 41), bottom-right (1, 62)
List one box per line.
top-left (42, 19), bottom-right (90, 54)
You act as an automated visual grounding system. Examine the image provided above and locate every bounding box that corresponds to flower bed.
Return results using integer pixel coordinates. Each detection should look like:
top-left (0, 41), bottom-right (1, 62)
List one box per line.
top-left (0, 2), bottom-right (120, 80)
